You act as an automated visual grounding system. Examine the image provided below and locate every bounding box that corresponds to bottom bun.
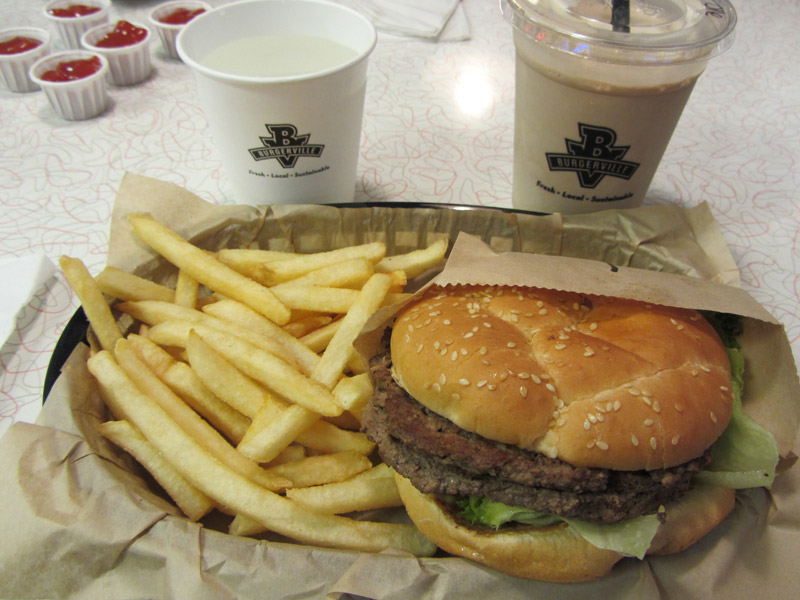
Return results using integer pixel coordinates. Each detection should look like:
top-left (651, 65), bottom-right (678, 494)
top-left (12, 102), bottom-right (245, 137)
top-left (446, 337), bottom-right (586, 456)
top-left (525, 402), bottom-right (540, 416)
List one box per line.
top-left (394, 473), bottom-right (736, 582)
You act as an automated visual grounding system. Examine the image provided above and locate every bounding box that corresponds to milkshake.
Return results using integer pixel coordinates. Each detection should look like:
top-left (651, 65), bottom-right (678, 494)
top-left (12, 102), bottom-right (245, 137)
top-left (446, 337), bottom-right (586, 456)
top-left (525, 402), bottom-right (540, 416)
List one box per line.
top-left (502, 0), bottom-right (737, 214)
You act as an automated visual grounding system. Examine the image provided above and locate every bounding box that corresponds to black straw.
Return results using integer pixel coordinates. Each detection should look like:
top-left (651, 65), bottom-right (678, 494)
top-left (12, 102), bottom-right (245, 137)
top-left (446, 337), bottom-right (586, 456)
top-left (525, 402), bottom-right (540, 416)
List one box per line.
top-left (611, 0), bottom-right (630, 33)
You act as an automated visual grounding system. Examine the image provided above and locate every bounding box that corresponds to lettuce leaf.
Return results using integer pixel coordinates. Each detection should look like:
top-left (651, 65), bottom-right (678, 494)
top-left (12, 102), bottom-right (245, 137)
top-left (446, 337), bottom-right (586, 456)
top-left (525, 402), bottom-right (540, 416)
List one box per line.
top-left (695, 347), bottom-right (779, 489)
top-left (457, 496), bottom-right (660, 559)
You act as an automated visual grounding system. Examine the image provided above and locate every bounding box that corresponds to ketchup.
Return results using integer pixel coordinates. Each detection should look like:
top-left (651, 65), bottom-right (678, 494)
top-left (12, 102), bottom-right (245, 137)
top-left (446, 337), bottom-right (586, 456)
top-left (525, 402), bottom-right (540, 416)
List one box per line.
top-left (40, 56), bottom-right (102, 82)
top-left (0, 36), bottom-right (43, 55)
top-left (47, 4), bottom-right (102, 18)
top-left (94, 20), bottom-right (148, 48)
top-left (159, 7), bottom-right (206, 25)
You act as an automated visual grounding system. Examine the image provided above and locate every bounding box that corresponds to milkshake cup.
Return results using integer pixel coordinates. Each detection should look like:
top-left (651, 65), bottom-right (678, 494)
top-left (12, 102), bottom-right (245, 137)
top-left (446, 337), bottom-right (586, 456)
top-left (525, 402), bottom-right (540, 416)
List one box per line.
top-left (176, 0), bottom-right (377, 206)
top-left (502, 0), bottom-right (736, 214)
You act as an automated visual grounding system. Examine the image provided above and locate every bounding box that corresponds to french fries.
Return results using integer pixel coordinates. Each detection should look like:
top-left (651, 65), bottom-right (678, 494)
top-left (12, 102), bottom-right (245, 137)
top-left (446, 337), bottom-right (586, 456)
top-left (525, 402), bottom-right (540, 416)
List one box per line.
top-left (60, 215), bottom-right (448, 559)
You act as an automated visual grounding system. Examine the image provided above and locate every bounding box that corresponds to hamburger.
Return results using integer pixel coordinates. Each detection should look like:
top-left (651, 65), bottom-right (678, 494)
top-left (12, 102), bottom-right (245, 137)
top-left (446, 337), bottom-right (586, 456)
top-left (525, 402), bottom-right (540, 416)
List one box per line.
top-left (361, 284), bottom-right (755, 582)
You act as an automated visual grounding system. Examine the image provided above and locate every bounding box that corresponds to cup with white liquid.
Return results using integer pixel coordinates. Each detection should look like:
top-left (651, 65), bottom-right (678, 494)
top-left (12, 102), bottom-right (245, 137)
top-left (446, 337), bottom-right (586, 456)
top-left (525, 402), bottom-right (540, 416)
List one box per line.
top-left (502, 0), bottom-right (736, 214)
top-left (177, 0), bottom-right (377, 205)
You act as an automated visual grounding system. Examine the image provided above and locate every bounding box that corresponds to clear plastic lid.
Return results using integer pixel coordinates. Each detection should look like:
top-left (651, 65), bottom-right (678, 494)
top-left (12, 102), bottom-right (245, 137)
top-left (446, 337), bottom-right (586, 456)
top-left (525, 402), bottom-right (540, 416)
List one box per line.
top-left (502, 0), bottom-right (737, 65)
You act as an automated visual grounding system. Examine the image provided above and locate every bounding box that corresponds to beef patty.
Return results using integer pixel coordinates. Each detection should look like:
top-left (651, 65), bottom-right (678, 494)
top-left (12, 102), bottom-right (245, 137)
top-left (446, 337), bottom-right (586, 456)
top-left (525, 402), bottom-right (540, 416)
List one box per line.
top-left (362, 351), bottom-right (711, 524)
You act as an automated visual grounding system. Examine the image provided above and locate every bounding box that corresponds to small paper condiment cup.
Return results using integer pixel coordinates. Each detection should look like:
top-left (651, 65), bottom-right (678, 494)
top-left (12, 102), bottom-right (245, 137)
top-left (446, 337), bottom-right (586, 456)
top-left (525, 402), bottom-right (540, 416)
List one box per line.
top-left (148, 1), bottom-right (211, 60)
top-left (0, 27), bottom-right (51, 93)
top-left (81, 21), bottom-right (152, 86)
top-left (29, 50), bottom-right (109, 120)
top-left (43, 0), bottom-right (110, 49)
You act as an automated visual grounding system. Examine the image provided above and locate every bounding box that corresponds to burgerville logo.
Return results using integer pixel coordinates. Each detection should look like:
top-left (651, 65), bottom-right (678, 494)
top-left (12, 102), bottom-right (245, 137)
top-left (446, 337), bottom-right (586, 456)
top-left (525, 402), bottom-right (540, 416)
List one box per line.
top-left (248, 124), bottom-right (324, 168)
top-left (545, 124), bottom-right (639, 189)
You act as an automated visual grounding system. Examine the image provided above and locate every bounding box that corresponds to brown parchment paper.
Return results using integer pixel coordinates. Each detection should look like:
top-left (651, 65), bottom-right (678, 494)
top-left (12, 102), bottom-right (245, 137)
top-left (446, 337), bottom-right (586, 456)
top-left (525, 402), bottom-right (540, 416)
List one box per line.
top-left (1, 172), bottom-right (798, 600)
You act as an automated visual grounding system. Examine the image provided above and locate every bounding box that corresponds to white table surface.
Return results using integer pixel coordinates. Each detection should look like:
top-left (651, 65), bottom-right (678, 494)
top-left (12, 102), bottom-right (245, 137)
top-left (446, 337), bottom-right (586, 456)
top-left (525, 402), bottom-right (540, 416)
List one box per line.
top-left (1, 0), bottom-right (799, 440)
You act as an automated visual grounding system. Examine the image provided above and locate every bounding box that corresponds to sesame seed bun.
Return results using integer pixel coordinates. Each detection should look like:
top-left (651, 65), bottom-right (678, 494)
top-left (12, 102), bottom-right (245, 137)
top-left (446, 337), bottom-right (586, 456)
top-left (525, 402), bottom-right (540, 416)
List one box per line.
top-left (394, 472), bottom-right (736, 582)
top-left (390, 285), bottom-right (734, 471)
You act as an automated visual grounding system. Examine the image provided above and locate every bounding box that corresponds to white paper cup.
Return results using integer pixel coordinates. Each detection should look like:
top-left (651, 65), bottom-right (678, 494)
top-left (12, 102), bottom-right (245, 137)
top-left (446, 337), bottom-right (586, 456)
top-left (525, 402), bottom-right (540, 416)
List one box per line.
top-left (0, 27), bottom-right (51, 93)
top-left (43, 0), bottom-right (110, 50)
top-left (148, 1), bottom-right (211, 60)
top-left (81, 21), bottom-right (152, 87)
top-left (29, 50), bottom-right (109, 120)
top-left (176, 0), bottom-right (377, 206)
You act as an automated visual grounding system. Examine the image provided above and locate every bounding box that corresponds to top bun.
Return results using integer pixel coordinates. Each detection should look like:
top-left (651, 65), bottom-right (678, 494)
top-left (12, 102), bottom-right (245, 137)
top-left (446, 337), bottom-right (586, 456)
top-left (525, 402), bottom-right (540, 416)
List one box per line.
top-left (390, 285), bottom-right (733, 471)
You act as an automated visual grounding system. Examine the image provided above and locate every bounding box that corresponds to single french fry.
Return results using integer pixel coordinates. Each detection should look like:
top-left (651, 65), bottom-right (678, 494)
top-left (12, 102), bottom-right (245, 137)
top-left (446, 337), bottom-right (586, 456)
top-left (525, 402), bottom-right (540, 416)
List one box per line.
top-left (254, 242), bottom-right (387, 286)
top-left (312, 273), bottom-right (393, 391)
top-left (126, 333), bottom-right (250, 444)
top-left (111, 340), bottom-right (289, 491)
top-left (174, 269), bottom-right (199, 308)
top-left (216, 248), bottom-right (296, 283)
top-left (185, 330), bottom-right (270, 419)
top-left (265, 444), bottom-right (306, 467)
top-left (237, 401), bottom-right (319, 464)
top-left (285, 464), bottom-right (402, 514)
top-left (298, 318), bottom-right (341, 352)
top-left (95, 266), bottom-right (175, 303)
top-left (375, 237), bottom-right (448, 279)
top-left (60, 256), bottom-right (123, 352)
top-left (192, 326), bottom-right (342, 417)
top-left (267, 451), bottom-right (372, 489)
top-left (119, 301), bottom-right (310, 373)
top-left (201, 299), bottom-right (320, 377)
top-left (295, 419), bottom-right (374, 456)
top-left (87, 350), bottom-right (436, 556)
top-left (332, 373), bottom-right (374, 418)
top-left (271, 286), bottom-right (361, 314)
top-left (129, 215), bottom-right (290, 324)
top-left (270, 257), bottom-right (375, 292)
top-left (284, 315), bottom-right (334, 340)
top-left (97, 419), bottom-right (215, 521)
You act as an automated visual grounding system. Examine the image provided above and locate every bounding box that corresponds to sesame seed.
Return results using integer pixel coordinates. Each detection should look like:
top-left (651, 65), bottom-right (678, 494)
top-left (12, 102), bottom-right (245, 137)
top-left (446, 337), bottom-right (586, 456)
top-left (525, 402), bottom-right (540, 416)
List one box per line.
top-left (538, 309), bottom-right (548, 315)
top-left (443, 319), bottom-right (451, 325)
top-left (720, 385), bottom-right (729, 392)
top-left (627, 387), bottom-right (641, 396)
top-left (644, 419), bottom-right (654, 427)
top-left (613, 400), bottom-right (621, 411)
top-left (700, 366), bottom-right (711, 373)
top-left (555, 343), bottom-right (566, 350)
top-left (520, 386), bottom-right (528, 398)
top-left (518, 372), bottom-right (530, 379)
top-left (557, 418), bottom-right (566, 427)
top-left (672, 435), bottom-right (680, 446)
top-left (487, 384), bottom-right (497, 390)
top-left (584, 348), bottom-right (595, 357)
top-left (477, 380), bottom-right (487, 388)
top-left (596, 441), bottom-right (609, 451)
top-left (710, 411), bottom-right (717, 423)
top-left (588, 414), bottom-right (597, 424)
top-left (631, 434), bottom-right (639, 447)
top-left (459, 378), bottom-right (470, 386)
top-left (675, 403), bottom-right (684, 412)
top-left (463, 332), bottom-right (474, 339)
top-left (572, 302), bottom-right (580, 310)
top-left (416, 344), bottom-right (423, 353)
top-left (507, 342), bottom-right (517, 348)
top-left (479, 346), bottom-right (488, 355)
top-left (433, 341), bottom-right (441, 350)
top-left (450, 351), bottom-right (458, 361)
top-left (546, 383), bottom-right (556, 393)
top-left (584, 420), bottom-right (591, 431)
top-left (589, 322), bottom-right (598, 331)
top-left (460, 348), bottom-right (468, 355)
top-left (451, 393), bottom-right (461, 401)
top-left (652, 400), bottom-right (661, 413)
top-left (531, 374), bottom-right (542, 384)
top-left (650, 437), bottom-right (657, 450)
top-left (483, 322), bottom-right (492, 328)
top-left (596, 413), bottom-right (605, 423)
top-left (433, 383), bottom-right (441, 392)
top-left (439, 374), bottom-right (446, 385)
top-left (537, 301), bottom-right (544, 308)
top-left (587, 440), bottom-right (596, 449)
